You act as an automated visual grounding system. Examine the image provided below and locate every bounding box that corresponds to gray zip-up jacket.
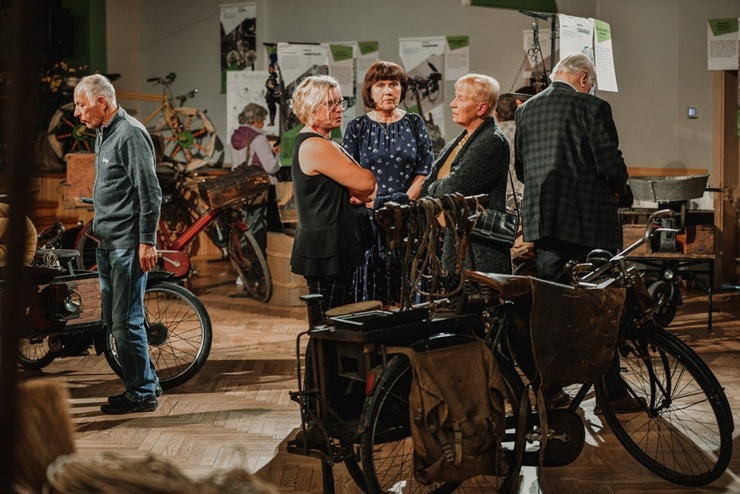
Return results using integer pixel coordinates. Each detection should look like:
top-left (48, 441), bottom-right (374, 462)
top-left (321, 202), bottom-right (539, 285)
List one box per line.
top-left (92, 108), bottom-right (162, 249)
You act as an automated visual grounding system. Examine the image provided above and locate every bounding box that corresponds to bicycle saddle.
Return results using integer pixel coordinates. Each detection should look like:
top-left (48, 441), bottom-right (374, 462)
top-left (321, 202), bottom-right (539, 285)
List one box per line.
top-left (465, 270), bottom-right (532, 302)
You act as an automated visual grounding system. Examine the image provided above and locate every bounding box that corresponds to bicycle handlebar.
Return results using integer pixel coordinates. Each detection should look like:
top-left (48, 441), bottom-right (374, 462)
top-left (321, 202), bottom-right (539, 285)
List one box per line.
top-left (146, 73), bottom-right (177, 86)
top-left (571, 209), bottom-right (676, 285)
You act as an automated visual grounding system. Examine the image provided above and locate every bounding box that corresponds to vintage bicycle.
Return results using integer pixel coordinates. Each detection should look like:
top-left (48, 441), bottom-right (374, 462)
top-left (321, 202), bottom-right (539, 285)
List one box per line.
top-left (47, 72), bottom-right (219, 167)
top-left (73, 165), bottom-right (273, 303)
top-left (14, 225), bottom-right (213, 390)
top-left (287, 200), bottom-right (733, 494)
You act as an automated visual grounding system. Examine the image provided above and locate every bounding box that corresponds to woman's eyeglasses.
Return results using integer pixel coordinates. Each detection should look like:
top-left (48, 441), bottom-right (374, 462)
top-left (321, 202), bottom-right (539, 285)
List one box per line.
top-left (325, 98), bottom-right (348, 111)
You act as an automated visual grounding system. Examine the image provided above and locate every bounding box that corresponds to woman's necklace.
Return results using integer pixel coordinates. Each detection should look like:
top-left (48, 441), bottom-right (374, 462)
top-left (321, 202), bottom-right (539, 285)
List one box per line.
top-left (372, 110), bottom-right (398, 134)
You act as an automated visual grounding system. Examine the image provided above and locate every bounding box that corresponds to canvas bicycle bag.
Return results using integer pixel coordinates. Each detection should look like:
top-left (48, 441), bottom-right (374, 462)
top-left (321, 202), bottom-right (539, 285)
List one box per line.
top-left (527, 278), bottom-right (626, 387)
top-left (395, 340), bottom-right (507, 484)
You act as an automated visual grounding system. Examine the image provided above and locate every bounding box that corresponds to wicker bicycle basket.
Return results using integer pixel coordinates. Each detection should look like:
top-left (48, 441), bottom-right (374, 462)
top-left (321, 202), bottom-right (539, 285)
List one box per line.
top-left (198, 167), bottom-right (270, 209)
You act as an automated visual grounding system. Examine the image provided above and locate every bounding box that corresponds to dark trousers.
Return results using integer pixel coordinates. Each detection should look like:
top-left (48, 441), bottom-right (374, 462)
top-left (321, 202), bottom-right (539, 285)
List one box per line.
top-left (534, 237), bottom-right (594, 283)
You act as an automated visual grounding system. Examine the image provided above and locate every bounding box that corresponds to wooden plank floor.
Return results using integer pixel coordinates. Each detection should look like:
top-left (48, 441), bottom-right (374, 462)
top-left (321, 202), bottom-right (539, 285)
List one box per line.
top-left (19, 256), bottom-right (740, 493)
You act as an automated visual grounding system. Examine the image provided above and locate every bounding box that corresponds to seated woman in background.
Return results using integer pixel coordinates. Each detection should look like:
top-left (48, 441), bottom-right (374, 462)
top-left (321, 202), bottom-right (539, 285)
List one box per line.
top-left (342, 61), bottom-right (434, 305)
top-left (229, 102), bottom-right (281, 255)
top-left (288, 75), bottom-right (376, 311)
top-left (421, 73), bottom-right (511, 276)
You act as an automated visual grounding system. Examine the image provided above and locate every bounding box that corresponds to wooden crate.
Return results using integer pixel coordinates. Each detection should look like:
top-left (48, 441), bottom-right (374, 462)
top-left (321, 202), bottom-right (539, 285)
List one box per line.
top-left (676, 225), bottom-right (714, 254)
top-left (198, 167), bottom-right (269, 209)
top-left (63, 153), bottom-right (96, 208)
top-left (18, 271), bottom-right (102, 337)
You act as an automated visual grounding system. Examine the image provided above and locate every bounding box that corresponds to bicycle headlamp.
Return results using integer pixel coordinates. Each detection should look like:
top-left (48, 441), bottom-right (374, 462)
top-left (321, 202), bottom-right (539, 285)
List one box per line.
top-left (662, 268), bottom-right (675, 281)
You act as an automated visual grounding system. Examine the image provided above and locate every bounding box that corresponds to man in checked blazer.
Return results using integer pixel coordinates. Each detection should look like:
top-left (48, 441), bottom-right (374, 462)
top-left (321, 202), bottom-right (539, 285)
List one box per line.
top-left (514, 53), bottom-right (629, 284)
top-left (514, 54), bottom-right (643, 413)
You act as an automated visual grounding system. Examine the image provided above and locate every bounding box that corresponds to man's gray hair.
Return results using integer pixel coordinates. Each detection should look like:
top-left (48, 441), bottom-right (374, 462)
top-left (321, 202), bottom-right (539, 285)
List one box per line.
top-left (552, 53), bottom-right (597, 85)
top-left (74, 74), bottom-right (117, 107)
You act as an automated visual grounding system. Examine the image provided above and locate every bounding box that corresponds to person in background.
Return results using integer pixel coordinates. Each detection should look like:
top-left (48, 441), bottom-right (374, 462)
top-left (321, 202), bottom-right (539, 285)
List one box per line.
top-left (494, 93), bottom-right (524, 211)
top-left (73, 74), bottom-right (162, 414)
top-left (289, 75), bottom-right (376, 311)
top-left (230, 102), bottom-right (281, 256)
top-left (342, 61), bottom-right (434, 305)
top-left (514, 53), bottom-right (633, 411)
top-left (265, 63), bottom-right (281, 127)
top-left (421, 73), bottom-right (511, 276)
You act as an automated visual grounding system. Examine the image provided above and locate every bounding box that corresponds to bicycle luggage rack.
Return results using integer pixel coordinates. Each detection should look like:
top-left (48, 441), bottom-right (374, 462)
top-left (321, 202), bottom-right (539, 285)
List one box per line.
top-left (287, 193), bottom-right (491, 493)
top-left (197, 166), bottom-right (270, 209)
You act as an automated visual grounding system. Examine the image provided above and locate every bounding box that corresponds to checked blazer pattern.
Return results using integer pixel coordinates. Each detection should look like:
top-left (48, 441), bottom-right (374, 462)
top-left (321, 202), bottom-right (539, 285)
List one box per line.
top-left (514, 81), bottom-right (628, 250)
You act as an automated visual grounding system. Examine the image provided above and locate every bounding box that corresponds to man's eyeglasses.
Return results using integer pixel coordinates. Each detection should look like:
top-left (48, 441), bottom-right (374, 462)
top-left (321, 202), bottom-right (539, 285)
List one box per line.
top-left (325, 98), bottom-right (348, 111)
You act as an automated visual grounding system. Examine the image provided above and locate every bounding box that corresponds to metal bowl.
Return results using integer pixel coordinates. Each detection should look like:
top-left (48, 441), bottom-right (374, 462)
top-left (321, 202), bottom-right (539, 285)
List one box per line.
top-left (628, 174), bottom-right (709, 202)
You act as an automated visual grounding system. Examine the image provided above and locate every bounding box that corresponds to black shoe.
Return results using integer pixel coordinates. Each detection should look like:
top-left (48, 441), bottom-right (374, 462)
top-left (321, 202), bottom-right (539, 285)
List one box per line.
top-left (108, 383), bottom-right (162, 404)
top-left (292, 424), bottom-right (323, 449)
top-left (544, 389), bottom-right (572, 410)
top-left (595, 395), bottom-right (647, 415)
top-left (101, 394), bottom-right (158, 415)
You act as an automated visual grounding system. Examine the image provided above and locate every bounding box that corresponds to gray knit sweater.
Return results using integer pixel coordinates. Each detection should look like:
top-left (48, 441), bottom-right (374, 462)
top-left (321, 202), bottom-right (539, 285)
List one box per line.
top-left (421, 117), bottom-right (511, 274)
top-left (92, 108), bottom-right (162, 249)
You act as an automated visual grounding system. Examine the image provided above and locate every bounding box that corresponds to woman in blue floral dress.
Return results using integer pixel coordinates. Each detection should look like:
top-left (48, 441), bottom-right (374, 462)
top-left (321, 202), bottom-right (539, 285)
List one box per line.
top-left (342, 61), bottom-right (434, 305)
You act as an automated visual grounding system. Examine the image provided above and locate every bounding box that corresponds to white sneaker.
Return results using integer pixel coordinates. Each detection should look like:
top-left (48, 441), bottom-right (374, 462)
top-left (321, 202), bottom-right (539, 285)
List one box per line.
top-left (235, 276), bottom-right (243, 286)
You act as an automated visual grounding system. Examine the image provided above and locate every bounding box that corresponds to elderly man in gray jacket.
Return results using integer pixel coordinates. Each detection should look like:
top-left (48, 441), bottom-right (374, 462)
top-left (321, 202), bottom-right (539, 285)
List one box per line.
top-left (74, 74), bottom-right (163, 414)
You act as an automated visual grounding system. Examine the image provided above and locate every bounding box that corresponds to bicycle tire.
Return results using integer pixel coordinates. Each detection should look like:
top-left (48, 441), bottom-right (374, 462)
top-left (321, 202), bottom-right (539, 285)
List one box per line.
top-left (47, 101), bottom-right (96, 159)
top-left (359, 334), bottom-right (523, 494)
top-left (226, 223), bottom-right (272, 303)
top-left (301, 341), bottom-right (368, 493)
top-left (18, 337), bottom-right (57, 369)
top-left (74, 220), bottom-right (99, 271)
top-left (153, 107), bottom-right (217, 165)
top-left (105, 281), bottom-right (212, 390)
top-left (647, 281), bottom-right (678, 327)
top-left (594, 324), bottom-right (733, 486)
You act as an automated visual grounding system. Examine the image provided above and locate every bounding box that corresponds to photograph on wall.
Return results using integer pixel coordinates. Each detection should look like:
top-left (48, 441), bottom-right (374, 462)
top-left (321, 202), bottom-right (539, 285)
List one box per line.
top-left (276, 43), bottom-right (330, 164)
top-left (226, 70), bottom-right (278, 157)
top-left (327, 43), bottom-right (358, 134)
top-left (592, 18), bottom-right (618, 92)
top-left (444, 35), bottom-right (470, 82)
top-left (558, 14), bottom-right (594, 63)
top-left (399, 37), bottom-right (446, 154)
top-left (356, 41), bottom-right (380, 82)
top-left (707, 18), bottom-right (739, 71)
top-left (220, 2), bottom-right (257, 94)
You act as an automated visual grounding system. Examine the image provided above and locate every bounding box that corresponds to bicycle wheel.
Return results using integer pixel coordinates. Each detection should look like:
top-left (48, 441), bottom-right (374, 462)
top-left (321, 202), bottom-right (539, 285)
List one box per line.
top-left (226, 223), bottom-right (272, 303)
top-left (47, 101), bottom-right (96, 159)
top-left (647, 281), bottom-right (678, 327)
top-left (153, 107), bottom-right (217, 165)
top-left (105, 281), bottom-right (212, 390)
top-left (18, 337), bottom-right (57, 369)
top-left (73, 220), bottom-right (99, 271)
top-left (359, 335), bottom-right (523, 494)
top-left (594, 324), bottom-right (733, 486)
